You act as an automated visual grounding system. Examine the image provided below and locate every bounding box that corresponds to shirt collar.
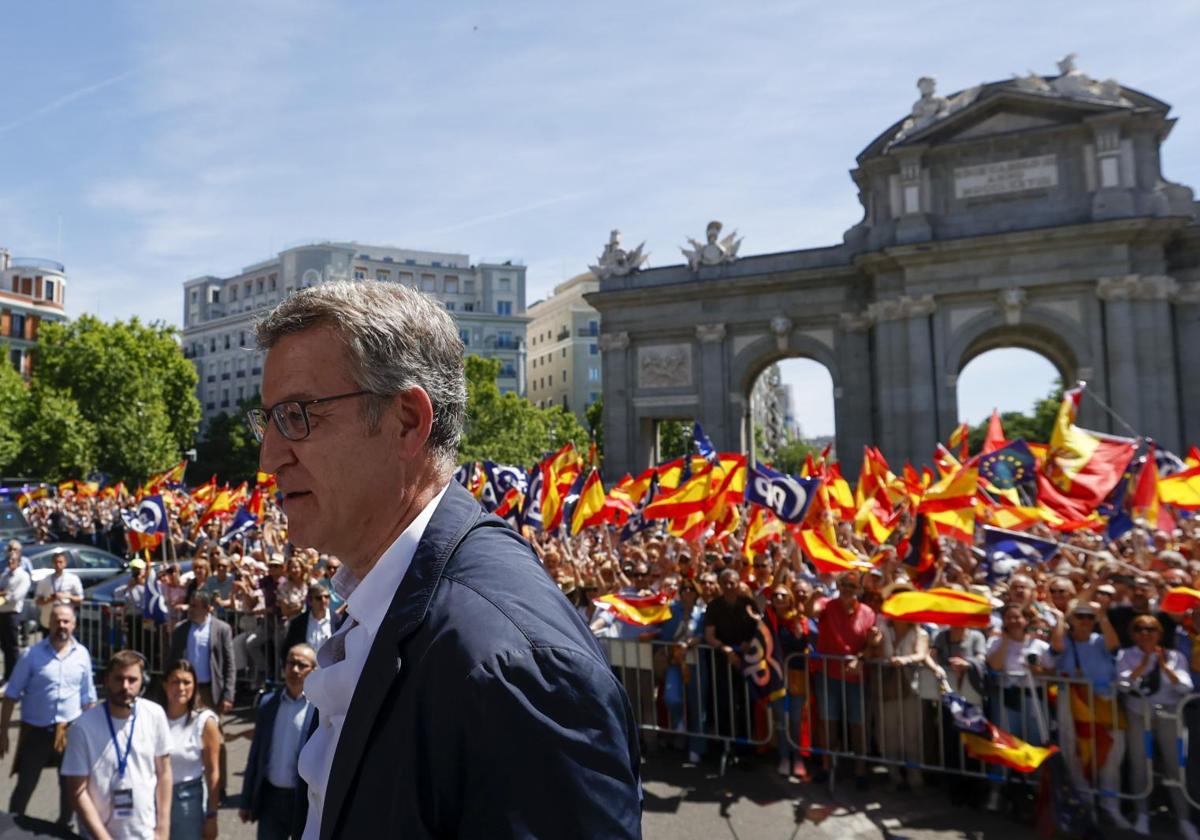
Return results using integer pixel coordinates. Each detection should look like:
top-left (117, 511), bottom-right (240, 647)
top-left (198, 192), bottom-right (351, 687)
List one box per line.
top-left (334, 482), bottom-right (449, 635)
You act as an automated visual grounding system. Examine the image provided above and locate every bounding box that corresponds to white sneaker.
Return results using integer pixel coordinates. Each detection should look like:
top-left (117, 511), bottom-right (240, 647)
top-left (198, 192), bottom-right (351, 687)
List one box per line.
top-left (1099, 803), bottom-right (1130, 831)
top-left (1178, 820), bottom-right (1200, 840)
top-left (777, 757), bottom-right (791, 777)
top-left (1131, 813), bottom-right (1150, 836)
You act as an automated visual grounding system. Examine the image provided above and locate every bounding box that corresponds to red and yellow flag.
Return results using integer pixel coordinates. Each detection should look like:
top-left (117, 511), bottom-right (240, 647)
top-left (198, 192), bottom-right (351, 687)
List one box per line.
top-left (961, 726), bottom-right (1057, 774)
top-left (644, 464), bottom-right (715, 521)
top-left (595, 592), bottom-right (672, 627)
top-left (1159, 465), bottom-right (1200, 511)
top-left (881, 587), bottom-right (992, 628)
top-left (797, 528), bottom-right (868, 574)
top-left (1160, 587), bottom-right (1200, 614)
top-left (1036, 391), bottom-right (1136, 519)
top-left (919, 466), bottom-right (978, 543)
top-left (570, 469), bottom-right (607, 535)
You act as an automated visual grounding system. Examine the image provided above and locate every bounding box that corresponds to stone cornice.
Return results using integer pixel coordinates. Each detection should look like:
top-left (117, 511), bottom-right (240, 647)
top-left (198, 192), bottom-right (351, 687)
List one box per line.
top-left (695, 323), bottom-right (727, 343)
top-left (1095, 274), bottom-right (1178, 301)
top-left (597, 331), bottom-right (630, 351)
top-left (867, 294), bottom-right (937, 322)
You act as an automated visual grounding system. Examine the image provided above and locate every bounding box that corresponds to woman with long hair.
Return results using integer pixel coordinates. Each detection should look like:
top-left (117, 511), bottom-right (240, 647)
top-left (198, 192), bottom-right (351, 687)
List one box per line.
top-left (162, 659), bottom-right (222, 840)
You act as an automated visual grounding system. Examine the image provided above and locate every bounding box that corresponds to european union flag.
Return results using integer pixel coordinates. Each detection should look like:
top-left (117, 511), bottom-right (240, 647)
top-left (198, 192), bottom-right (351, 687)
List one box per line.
top-left (978, 440), bottom-right (1036, 490)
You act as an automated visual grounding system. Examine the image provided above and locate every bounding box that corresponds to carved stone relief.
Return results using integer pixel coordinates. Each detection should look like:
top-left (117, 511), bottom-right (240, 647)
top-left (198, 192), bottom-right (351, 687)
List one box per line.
top-left (637, 344), bottom-right (693, 389)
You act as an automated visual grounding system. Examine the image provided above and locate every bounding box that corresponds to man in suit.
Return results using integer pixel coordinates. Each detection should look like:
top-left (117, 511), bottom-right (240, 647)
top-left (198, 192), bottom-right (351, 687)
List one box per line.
top-left (281, 584), bottom-right (344, 663)
top-left (240, 643), bottom-right (318, 840)
top-left (169, 590), bottom-right (237, 801)
top-left (250, 281), bottom-right (641, 839)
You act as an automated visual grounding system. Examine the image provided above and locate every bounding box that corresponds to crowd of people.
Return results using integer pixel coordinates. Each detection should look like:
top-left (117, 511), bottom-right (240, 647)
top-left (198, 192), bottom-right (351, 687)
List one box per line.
top-left (2, 475), bottom-right (1200, 837)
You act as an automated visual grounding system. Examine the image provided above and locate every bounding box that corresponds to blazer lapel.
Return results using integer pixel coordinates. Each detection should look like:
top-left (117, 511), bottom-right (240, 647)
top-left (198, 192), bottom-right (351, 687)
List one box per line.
top-left (319, 483), bottom-right (483, 840)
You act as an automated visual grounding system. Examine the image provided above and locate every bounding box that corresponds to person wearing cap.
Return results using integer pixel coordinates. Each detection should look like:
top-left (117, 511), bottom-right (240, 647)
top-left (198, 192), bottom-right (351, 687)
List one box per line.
top-left (1050, 598), bottom-right (1125, 827)
top-left (33, 550), bottom-right (83, 634)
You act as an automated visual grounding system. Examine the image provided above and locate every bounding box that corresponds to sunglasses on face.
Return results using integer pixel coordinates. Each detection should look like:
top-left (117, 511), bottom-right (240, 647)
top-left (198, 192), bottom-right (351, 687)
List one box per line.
top-left (1133, 626), bottom-right (1158, 634)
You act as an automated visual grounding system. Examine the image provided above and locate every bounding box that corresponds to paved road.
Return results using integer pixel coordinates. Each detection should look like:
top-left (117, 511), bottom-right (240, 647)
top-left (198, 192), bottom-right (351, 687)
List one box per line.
top-left (0, 712), bottom-right (1181, 838)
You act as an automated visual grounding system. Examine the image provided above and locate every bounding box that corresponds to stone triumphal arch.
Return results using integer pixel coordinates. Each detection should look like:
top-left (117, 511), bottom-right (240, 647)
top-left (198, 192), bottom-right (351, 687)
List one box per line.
top-left (587, 58), bottom-right (1200, 480)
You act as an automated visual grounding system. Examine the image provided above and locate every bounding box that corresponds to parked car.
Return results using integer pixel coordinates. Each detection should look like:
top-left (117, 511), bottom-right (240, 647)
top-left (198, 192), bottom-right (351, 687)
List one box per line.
top-left (25, 543), bottom-right (128, 587)
top-left (78, 561), bottom-right (193, 667)
top-left (0, 498), bottom-right (36, 545)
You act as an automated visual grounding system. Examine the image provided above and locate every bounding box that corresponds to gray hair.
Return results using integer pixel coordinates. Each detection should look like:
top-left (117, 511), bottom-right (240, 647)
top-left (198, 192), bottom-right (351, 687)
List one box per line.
top-left (254, 281), bottom-right (466, 464)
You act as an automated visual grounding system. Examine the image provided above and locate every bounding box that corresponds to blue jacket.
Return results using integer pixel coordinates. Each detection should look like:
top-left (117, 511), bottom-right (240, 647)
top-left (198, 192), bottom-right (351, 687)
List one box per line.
top-left (318, 480), bottom-right (642, 839)
top-left (241, 688), bottom-right (318, 836)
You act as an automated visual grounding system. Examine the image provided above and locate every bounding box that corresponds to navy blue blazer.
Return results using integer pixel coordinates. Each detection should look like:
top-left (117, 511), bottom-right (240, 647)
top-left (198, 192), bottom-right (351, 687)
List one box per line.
top-left (318, 480), bottom-right (642, 839)
top-left (241, 688), bottom-right (318, 837)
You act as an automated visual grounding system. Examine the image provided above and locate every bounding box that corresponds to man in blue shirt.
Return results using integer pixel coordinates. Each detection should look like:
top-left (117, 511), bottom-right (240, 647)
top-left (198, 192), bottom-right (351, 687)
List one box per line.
top-left (0, 603), bottom-right (96, 825)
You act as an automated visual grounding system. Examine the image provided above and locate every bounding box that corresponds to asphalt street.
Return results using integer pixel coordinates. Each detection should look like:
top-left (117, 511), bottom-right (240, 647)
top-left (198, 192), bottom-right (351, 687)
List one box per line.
top-left (0, 710), bottom-right (1183, 839)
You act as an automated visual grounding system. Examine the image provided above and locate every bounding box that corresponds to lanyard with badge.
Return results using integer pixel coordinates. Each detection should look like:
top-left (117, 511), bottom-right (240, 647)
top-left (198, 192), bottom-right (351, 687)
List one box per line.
top-left (104, 701), bottom-right (137, 820)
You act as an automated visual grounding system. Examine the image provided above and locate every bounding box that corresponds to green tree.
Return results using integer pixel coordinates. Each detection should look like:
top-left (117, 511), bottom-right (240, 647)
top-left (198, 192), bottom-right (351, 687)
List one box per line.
top-left (966, 379), bottom-right (1064, 453)
top-left (14, 384), bottom-right (98, 481)
top-left (459, 355), bottom-right (588, 466)
top-left (585, 395), bottom-right (604, 463)
top-left (657, 420), bottom-right (692, 461)
top-left (772, 437), bottom-right (817, 475)
top-left (0, 348), bottom-right (25, 472)
top-left (189, 398), bottom-right (262, 486)
top-left (33, 316), bottom-right (200, 483)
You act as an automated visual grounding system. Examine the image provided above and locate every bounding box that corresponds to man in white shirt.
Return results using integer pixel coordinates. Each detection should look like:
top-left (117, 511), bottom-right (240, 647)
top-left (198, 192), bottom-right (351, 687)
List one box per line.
top-left (34, 550), bottom-right (84, 631)
top-left (0, 548), bottom-right (32, 682)
top-left (282, 584), bottom-right (341, 660)
top-left (61, 650), bottom-right (172, 840)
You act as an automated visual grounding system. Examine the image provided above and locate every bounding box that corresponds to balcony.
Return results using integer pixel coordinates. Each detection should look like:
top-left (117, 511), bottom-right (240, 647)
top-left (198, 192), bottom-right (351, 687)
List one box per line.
top-left (220, 373), bottom-right (231, 381)
top-left (493, 337), bottom-right (519, 350)
top-left (556, 327), bottom-right (570, 341)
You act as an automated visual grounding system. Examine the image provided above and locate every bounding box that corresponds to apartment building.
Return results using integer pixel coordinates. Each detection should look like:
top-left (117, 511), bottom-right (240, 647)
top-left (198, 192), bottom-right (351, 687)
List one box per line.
top-left (525, 272), bottom-right (601, 421)
top-left (182, 242), bottom-right (528, 425)
top-left (0, 249), bottom-right (68, 377)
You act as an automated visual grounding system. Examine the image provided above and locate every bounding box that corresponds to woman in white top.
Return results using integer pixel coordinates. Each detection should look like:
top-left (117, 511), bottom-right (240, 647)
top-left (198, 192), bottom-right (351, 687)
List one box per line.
top-left (163, 659), bottom-right (222, 840)
top-left (1116, 615), bottom-right (1198, 840)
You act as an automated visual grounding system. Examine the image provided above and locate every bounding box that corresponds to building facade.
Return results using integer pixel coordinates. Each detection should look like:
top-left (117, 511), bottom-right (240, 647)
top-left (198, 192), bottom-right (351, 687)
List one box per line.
top-left (0, 249), bottom-right (68, 377)
top-left (588, 60), bottom-right (1200, 479)
top-left (749, 364), bottom-right (796, 456)
top-left (182, 242), bottom-right (528, 425)
top-left (525, 272), bottom-right (602, 420)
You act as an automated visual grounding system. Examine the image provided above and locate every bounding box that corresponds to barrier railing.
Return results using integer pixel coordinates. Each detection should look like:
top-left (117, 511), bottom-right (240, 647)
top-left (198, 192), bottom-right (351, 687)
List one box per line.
top-left (599, 638), bottom-right (775, 773)
top-left (783, 652), bottom-right (1164, 804)
top-left (75, 600), bottom-right (287, 691)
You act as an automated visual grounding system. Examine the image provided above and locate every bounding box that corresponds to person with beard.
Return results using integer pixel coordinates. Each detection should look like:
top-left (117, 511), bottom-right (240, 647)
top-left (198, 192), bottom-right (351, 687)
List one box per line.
top-left (62, 650), bottom-right (173, 840)
top-left (0, 604), bottom-right (96, 825)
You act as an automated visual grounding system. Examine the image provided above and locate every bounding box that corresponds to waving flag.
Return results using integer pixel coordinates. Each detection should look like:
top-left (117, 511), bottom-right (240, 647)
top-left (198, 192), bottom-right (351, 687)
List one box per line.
top-left (1037, 388), bottom-right (1136, 519)
top-left (644, 463), bottom-right (715, 520)
top-left (744, 462), bottom-right (820, 524)
top-left (219, 507), bottom-right (258, 546)
top-left (949, 422), bottom-right (970, 460)
top-left (493, 487), bottom-right (525, 529)
top-left (919, 466), bottom-right (978, 543)
top-left (797, 528), bottom-right (868, 574)
top-left (693, 422), bottom-right (717, 462)
top-left (142, 566), bottom-right (169, 625)
top-left (982, 526), bottom-right (1059, 577)
top-left (979, 440), bottom-right (1036, 491)
top-left (882, 588), bottom-right (992, 628)
top-left (743, 507), bottom-right (786, 560)
top-left (982, 410), bottom-right (1008, 455)
top-left (123, 495), bottom-right (168, 552)
top-left (569, 469), bottom-right (608, 535)
top-left (1159, 465), bottom-right (1200, 510)
top-left (1161, 587), bottom-right (1200, 614)
top-left (942, 692), bottom-right (1058, 773)
top-left (1130, 443), bottom-right (1161, 526)
top-left (740, 619), bottom-right (787, 703)
top-left (594, 592), bottom-right (672, 627)
top-left (521, 467), bottom-right (545, 531)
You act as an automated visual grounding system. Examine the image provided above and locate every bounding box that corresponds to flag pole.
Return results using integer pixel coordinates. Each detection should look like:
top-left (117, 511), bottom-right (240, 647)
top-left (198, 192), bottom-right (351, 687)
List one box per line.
top-left (1079, 382), bottom-right (1141, 439)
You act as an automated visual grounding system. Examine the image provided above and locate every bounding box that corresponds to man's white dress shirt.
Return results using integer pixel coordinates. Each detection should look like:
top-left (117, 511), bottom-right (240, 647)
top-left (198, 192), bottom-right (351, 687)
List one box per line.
top-left (298, 483), bottom-right (448, 840)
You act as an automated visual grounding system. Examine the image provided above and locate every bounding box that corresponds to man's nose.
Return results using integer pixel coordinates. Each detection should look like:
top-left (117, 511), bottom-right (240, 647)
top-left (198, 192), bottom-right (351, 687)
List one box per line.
top-left (258, 418), bottom-right (296, 475)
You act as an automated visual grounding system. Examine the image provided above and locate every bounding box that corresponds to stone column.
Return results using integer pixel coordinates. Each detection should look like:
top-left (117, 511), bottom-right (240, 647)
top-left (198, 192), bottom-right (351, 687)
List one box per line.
top-left (598, 331), bottom-right (633, 477)
top-left (1096, 275), bottom-right (1181, 447)
top-left (695, 322), bottom-right (730, 450)
top-left (1176, 283), bottom-right (1200, 450)
top-left (867, 295), bottom-right (939, 467)
top-left (836, 312), bottom-right (875, 480)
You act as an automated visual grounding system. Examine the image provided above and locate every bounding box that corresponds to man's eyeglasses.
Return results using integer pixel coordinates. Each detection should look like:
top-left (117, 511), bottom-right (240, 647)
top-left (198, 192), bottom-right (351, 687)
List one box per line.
top-left (245, 390), bottom-right (376, 443)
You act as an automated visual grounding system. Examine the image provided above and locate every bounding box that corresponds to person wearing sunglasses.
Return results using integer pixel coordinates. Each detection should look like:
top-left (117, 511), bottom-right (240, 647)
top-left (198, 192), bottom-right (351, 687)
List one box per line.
top-left (250, 281), bottom-right (639, 838)
top-left (1116, 617), bottom-right (1197, 838)
top-left (1049, 599), bottom-right (1126, 828)
top-left (282, 584), bottom-right (344, 665)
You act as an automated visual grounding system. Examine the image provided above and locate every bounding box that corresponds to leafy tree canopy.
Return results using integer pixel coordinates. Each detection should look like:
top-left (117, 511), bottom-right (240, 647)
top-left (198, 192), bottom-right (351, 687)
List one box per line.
top-left (966, 379), bottom-right (1064, 454)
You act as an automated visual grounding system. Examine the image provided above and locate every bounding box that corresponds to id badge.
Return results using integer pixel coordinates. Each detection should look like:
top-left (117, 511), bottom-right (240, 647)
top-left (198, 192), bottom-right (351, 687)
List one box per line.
top-left (111, 787), bottom-right (134, 820)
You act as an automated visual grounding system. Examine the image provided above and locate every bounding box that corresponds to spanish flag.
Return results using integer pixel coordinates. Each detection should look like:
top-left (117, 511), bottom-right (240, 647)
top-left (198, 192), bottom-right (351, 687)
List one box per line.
top-left (1160, 587), bottom-right (1200, 614)
top-left (743, 507), bottom-right (785, 560)
top-left (949, 421), bottom-right (970, 460)
top-left (595, 592), bottom-right (672, 627)
top-left (1130, 444), bottom-right (1160, 526)
top-left (644, 464), bottom-right (715, 520)
top-left (943, 692), bottom-right (1057, 774)
top-left (881, 588), bottom-right (991, 629)
top-left (919, 466), bottom-right (978, 543)
top-left (616, 468), bottom-right (656, 507)
top-left (569, 468), bottom-right (607, 535)
top-left (1159, 465), bottom-right (1200, 511)
top-left (797, 528), bottom-right (868, 574)
top-left (1036, 390), bottom-right (1136, 519)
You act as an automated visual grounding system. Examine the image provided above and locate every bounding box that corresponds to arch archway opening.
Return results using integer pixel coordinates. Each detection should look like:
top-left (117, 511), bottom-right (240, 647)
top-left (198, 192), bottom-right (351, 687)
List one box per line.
top-left (956, 347), bottom-right (1061, 439)
top-left (749, 357), bottom-right (836, 471)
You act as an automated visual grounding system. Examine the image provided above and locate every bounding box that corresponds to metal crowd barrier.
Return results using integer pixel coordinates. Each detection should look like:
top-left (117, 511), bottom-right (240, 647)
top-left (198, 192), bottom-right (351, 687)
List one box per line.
top-left (781, 652), bottom-right (1178, 804)
top-left (599, 638), bottom-right (775, 774)
top-left (74, 600), bottom-right (286, 691)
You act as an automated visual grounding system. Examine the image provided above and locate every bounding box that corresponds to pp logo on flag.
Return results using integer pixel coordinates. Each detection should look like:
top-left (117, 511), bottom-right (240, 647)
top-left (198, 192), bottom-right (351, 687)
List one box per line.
top-left (751, 475), bottom-right (808, 522)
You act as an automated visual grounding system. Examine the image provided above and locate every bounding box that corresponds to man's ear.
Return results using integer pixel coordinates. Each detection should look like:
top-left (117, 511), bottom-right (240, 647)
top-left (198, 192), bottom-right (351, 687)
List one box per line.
top-left (390, 387), bottom-right (435, 458)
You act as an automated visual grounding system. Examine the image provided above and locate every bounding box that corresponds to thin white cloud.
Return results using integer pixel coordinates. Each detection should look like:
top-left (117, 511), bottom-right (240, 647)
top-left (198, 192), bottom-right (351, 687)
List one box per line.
top-left (412, 192), bottom-right (592, 239)
top-left (0, 69), bottom-right (135, 137)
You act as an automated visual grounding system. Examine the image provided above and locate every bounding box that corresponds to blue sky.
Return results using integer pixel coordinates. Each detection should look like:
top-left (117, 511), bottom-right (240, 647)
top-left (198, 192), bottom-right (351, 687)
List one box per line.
top-left (3, 1), bottom-right (1197, 436)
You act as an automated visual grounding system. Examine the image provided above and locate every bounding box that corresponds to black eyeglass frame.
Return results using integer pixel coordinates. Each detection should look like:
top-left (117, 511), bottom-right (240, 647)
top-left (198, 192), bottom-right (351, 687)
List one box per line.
top-left (246, 390), bottom-right (376, 443)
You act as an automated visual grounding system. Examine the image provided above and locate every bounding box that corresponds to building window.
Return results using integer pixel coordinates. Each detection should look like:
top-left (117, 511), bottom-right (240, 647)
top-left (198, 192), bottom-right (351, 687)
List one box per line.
top-left (10, 313), bottom-right (26, 338)
top-left (257, 278), bottom-right (264, 294)
top-left (497, 330), bottom-right (514, 349)
top-left (499, 363), bottom-right (516, 378)
top-left (561, 371), bottom-right (567, 383)
top-left (497, 277), bottom-right (511, 292)
top-left (244, 281), bottom-right (251, 296)
top-left (463, 278), bottom-right (475, 294)
top-left (190, 289), bottom-right (198, 304)
top-left (44, 279), bottom-right (56, 302)
top-left (224, 335), bottom-right (231, 350)
top-left (587, 320), bottom-right (599, 336)
top-left (421, 274), bottom-right (436, 292)
top-left (354, 268), bottom-right (366, 280)
top-left (432, 261), bottom-right (442, 268)
top-left (270, 275), bottom-right (277, 291)
top-left (588, 367), bottom-right (600, 382)
top-left (496, 301), bottom-right (512, 315)
top-left (20, 277), bottom-right (32, 296)
top-left (444, 276), bottom-right (458, 294)
top-left (463, 302), bottom-right (474, 312)
top-left (376, 269), bottom-right (389, 281)
top-left (589, 344), bottom-right (599, 355)
top-left (459, 328), bottom-right (470, 346)
top-left (589, 392), bottom-right (599, 404)
top-left (445, 302), bottom-right (456, 311)
top-left (562, 394), bottom-right (569, 410)
top-left (230, 285), bottom-right (238, 301)
top-left (561, 348), bottom-right (566, 359)
top-left (399, 271), bottom-right (414, 285)
top-left (210, 338), bottom-right (216, 352)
